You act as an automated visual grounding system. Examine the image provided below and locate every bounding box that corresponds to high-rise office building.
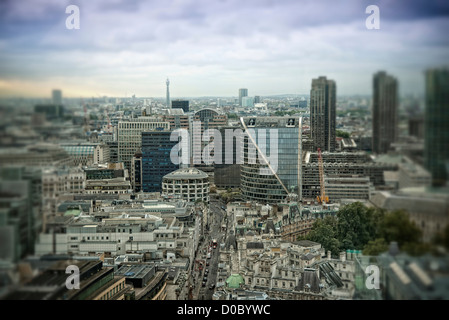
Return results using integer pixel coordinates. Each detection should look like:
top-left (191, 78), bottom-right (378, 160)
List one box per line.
top-left (240, 116), bottom-right (302, 203)
top-left (117, 117), bottom-right (170, 170)
top-left (239, 88), bottom-right (248, 106)
top-left (424, 68), bottom-right (449, 187)
top-left (310, 76), bottom-right (336, 152)
top-left (52, 89), bottom-right (62, 105)
top-left (171, 100), bottom-right (189, 112)
top-left (372, 71), bottom-right (398, 154)
top-left (242, 96), bottom-right (254, 108)
top-left (214, 126), bottom-right (241, 189)
top-left (141, 131), bottom-right (179, 192)
top-left (166, 78), bottom-right (170, 108)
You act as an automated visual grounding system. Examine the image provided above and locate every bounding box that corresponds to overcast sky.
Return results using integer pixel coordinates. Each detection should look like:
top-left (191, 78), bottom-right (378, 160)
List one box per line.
top-left (0, 0), bottom-right (448, 98)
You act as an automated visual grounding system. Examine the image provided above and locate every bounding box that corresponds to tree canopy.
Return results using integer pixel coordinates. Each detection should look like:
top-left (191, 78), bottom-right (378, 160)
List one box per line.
top-left (336, 129), bottom-right (351, 138)
top-left (299, 202), bottom-right (434, 257)
top-left (298, 215), bottom-right (340, 256)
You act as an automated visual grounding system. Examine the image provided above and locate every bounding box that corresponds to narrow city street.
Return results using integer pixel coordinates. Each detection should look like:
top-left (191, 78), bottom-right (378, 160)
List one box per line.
top-left (189, 197), bottom-right (226, 300)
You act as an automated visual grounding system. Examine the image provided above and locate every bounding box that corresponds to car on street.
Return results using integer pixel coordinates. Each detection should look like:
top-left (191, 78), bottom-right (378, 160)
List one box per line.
top-left (209, 284), bottom-right (215, 290)
top-left (202, 281), bottom-right (206, 287)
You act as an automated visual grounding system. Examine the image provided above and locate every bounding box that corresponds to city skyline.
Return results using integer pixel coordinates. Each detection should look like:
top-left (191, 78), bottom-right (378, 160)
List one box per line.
top-left (0, 0), bottom-right (448, 98)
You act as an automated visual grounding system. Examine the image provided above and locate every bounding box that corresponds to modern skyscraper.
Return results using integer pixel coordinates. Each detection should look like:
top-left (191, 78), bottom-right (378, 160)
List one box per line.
top-left (214, 126), bottom-right (241, 189)
top-left (239, 88), bottom-right (248, 106)
top-left (52, 89), bottom-right (62, 105)
top-left (166, 78), bottom-right (170, 108)
top-left (240, 116), bottom-right (302, 203)
top-left (117, 117), bottom-right (170, 170)
top-left (310, 76), bottom-right (336, 152)
top-left (424, 68), bottom-right (449, 187)
top-left (141, 131), bottom-right (179, 192)
top-left (372, 71), bottom-right (398, 154)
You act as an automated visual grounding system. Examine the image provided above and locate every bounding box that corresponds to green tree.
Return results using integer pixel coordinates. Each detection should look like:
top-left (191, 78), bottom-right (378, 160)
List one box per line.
top-left (378, 210), bottom-right (422, 247)
top-left (363, 238), bottom-right (389, 256)
top-left (300, 215), bottom-right (340, 257)
top-left (336, 129), bottom-right (350, 138)
top-left (336, 202), bottom-right (383, 251)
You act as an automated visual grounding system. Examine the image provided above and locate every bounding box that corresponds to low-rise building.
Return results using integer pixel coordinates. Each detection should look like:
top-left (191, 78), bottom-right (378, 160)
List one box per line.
top-left (370, 187), bottom-right (449, 242)
top-left (162, 168), bottom-right (210, 203)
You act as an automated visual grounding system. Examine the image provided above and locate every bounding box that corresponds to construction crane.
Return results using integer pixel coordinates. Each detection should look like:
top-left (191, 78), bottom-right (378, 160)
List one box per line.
top-left (104, 109), bottom-right (111, 130)
top-left (316, 148), bottom-right (329, 206)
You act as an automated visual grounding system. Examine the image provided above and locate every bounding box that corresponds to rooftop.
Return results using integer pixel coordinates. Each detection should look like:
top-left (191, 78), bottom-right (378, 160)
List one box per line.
top-left (163, 167), bottom-right (208, 179)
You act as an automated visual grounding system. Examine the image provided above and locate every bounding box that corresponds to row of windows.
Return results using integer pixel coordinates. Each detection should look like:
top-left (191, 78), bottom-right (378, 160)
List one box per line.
top-left (248, 277), bottom-right (295, 288)
top-left (99, 280), bottom-right (126, 300)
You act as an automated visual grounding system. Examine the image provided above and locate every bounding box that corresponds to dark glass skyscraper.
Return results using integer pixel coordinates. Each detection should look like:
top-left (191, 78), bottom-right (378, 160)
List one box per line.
top-left (372, 71), bottom-right (398, 154)
top-left (310, 76), bottom-right (336, 152)
top-left (214, 126), bottom-right (241, 189)
top-left (171, 100), bottom-right (189, 112)
top-left (141, 131), bottom-right (179, 192)
top-left (424, 68), bottom-right (449, 187)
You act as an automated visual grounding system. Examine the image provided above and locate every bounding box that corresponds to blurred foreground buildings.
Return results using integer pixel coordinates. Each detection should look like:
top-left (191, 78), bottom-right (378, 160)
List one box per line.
top-left (0, 68), bottom-right (448, 300)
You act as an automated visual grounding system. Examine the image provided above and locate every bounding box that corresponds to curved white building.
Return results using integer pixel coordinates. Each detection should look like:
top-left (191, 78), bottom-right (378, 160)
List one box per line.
top-left (162, 168), bottom-right (210, 203)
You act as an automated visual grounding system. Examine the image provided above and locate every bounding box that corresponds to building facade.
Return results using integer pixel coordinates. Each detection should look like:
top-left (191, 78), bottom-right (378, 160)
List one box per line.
top-left (141, 131), bottom-right (179, 193)
top-left (117, 117), bottom-right (170, 170)
top-left (424, 68), bottom-right (449, 187)
top-left (372, 71), bottom-right (398, 154)
top-left (310, 76), bottom-right (336, 152)
top-left (171, 100), bottom-right (189, 113)
top-left (239, 88), bottom-right (248, 106)
top-left (240, 116), bottom-right (301, 203)
top-left (162, 168), bottom-right (210, 203)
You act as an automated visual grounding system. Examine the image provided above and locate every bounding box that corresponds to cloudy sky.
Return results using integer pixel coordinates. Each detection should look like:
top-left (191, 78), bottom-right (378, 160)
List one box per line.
top-left (0, 0), bottom-right (448, 98)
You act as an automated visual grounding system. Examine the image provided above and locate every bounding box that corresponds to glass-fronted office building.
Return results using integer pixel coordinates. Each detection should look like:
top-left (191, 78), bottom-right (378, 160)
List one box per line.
top-left (240, 117), bottom-right (301, 203)
top-left (141, 131), bottom-right (179, 192)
